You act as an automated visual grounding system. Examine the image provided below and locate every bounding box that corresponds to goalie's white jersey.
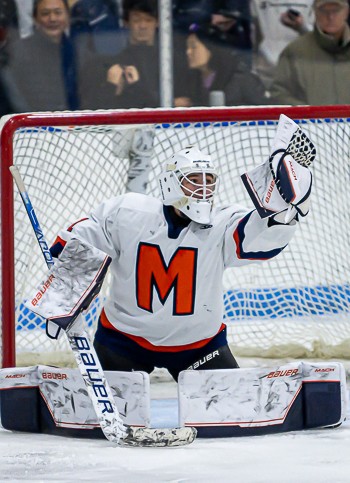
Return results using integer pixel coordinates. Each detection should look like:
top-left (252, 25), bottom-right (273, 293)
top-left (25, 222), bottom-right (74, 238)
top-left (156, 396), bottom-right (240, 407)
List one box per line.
top-left (56, 193), bottom-right (296, 350)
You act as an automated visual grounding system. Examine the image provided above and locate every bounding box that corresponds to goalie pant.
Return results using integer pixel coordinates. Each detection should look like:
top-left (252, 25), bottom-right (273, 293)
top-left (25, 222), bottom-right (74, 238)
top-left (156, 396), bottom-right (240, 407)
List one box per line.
top-left (93, 324), bottom-right (238, 380)
top-left (51, 192), bottom-right (298, 374)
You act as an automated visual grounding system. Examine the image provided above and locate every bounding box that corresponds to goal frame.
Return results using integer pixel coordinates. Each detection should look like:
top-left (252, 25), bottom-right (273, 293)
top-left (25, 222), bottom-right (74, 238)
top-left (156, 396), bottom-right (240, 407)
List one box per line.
top-left (1, 105), bottom-right (349, 368)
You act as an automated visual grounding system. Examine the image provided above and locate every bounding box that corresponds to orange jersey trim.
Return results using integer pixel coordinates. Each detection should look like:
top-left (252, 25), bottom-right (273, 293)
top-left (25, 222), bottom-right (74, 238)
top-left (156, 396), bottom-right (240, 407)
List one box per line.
top-left (100, 309), bottom-right (225, 353)
top-left (52, 218), bottom-right (89, 250)
top-left (67, 217), bottom-right (89, 232)
top-left (52, 235), bottom-right (67, 248)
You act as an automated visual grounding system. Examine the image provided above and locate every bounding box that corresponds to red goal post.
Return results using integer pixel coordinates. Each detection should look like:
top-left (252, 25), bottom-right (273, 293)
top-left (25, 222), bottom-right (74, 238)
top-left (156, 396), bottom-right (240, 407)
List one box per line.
top-left (1, 105), bottom-right (349, 368)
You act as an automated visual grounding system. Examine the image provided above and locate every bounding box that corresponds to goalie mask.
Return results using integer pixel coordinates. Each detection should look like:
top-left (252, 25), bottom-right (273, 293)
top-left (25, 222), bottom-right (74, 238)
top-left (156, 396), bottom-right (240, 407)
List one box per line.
top-left (158, 146), bottom-right (218, 224)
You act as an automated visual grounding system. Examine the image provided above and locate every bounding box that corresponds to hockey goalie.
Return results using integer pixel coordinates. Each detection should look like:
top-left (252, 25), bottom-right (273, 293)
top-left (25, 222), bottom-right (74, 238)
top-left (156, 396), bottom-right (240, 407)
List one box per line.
top-left (3, 114), bottom-right (345, 440)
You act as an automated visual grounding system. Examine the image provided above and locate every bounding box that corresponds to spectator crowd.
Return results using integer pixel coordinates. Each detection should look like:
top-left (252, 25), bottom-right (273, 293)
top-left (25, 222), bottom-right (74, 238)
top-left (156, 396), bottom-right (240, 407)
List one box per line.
top-left (0, 0), bottom-right (349, 116)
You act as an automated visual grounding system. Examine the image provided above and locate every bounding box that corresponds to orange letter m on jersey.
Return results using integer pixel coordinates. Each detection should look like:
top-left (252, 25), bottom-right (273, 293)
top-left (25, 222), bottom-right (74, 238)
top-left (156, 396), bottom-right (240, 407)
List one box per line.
top-left (136, 242), bottom-right (198, 315)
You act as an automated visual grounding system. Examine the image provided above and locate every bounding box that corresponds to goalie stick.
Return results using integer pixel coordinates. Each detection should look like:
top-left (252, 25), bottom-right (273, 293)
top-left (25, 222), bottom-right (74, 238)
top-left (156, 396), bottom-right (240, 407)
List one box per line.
top-left (10, 165), bottom-right (197, 448)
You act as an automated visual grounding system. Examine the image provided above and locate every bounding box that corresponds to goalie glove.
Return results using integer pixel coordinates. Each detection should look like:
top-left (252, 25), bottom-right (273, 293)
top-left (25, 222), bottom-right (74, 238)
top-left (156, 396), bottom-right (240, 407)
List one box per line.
top-left (241, 114), bottom-right (316, 224)
top-left (270, 150), bottom-right (313, 222)
top-left (25, 238), bottom-right (111, 337)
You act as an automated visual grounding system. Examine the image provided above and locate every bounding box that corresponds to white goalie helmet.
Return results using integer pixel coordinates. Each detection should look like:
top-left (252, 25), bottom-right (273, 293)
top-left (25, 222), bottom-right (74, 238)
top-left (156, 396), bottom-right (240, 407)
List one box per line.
top-left (158, 146), bottom-right (218, 224)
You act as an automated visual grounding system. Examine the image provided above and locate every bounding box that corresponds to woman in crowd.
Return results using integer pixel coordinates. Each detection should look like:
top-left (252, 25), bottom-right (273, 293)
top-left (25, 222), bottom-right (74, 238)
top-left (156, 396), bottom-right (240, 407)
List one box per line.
top-left (183, 23), bottom-right (267, 106)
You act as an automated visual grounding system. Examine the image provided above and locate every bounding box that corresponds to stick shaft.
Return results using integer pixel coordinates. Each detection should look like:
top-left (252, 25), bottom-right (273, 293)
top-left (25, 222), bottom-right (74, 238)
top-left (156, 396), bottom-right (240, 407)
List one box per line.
top-left (10, 166), bottom-right (54, 269)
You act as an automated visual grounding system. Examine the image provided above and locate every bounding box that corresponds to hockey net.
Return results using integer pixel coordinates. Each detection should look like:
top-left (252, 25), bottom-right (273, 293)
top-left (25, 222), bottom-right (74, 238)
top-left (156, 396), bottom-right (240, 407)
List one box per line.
top-left (1, 106), bottom-right (349, 368)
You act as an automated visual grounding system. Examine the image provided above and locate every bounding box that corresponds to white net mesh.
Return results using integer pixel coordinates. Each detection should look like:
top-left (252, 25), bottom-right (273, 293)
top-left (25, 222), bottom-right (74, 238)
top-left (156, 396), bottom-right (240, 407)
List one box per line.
top-left (1, 110), bottom-right (349, 366)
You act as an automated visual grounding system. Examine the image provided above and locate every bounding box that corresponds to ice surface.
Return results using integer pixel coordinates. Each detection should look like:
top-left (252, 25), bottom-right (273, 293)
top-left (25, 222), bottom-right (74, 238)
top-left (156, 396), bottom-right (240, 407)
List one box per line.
top-left (1, 377), bottom-right (350, 483)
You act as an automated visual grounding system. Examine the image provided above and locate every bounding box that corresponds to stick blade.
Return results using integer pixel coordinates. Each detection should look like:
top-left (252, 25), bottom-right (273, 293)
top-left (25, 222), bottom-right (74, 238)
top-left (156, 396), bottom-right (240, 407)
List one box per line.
top-left (121, 426), bottom-right (197, 447)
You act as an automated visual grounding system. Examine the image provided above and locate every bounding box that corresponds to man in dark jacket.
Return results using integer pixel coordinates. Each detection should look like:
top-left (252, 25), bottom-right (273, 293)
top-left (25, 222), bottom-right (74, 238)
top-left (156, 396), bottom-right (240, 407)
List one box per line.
top-left (5, 0), bottom-right (79, 112)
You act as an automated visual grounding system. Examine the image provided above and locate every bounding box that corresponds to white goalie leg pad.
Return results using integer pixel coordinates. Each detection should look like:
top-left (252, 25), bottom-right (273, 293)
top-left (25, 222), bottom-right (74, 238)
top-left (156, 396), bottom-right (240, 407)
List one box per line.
top-left (24, 238), bottom-right (111, 333)
top-left (1, 365), bottom-right (196, 446)
top-left (178, 362), bottom-right (347, 436)
top-left (38, 366), bottom-right (150, 428)
top-left (0, 365), bottom-right (151, 429)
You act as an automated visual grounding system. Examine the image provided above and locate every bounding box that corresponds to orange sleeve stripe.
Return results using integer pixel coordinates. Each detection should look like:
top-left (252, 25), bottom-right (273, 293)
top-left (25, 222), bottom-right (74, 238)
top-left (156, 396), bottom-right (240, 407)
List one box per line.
top-left (100, 309), bottom-right (225, 353)
top-left (67, 217), bottom-right (89, 232)
top-left (52, 235), bottom-right (67, 248)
